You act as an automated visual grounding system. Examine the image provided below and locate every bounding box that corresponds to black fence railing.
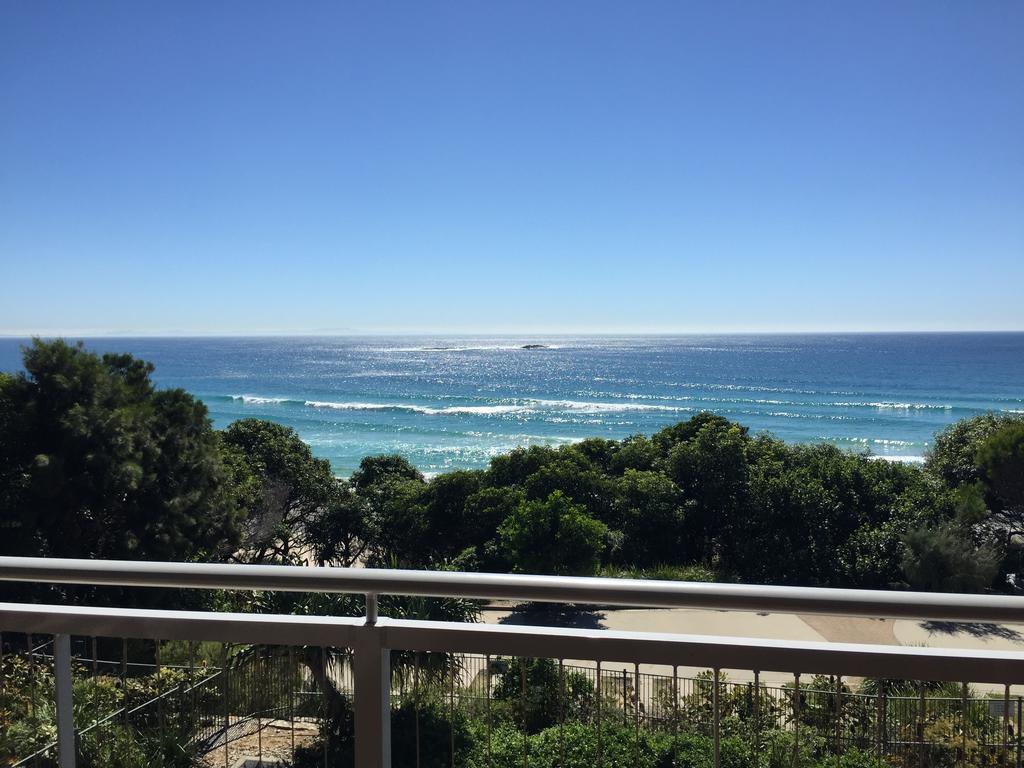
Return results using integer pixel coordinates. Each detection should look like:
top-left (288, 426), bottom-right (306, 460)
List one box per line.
top-left (3, 635), bottom-right (1022, 767)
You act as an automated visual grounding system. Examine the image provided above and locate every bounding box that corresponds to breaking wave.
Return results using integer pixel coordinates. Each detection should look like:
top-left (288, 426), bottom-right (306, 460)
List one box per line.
top-left (229, 394), bottom-right (692, 417)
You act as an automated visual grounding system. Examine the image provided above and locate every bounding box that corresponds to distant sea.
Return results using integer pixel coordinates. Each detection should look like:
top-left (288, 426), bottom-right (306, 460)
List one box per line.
top-left (2, 334), bottom-right (1022, 476)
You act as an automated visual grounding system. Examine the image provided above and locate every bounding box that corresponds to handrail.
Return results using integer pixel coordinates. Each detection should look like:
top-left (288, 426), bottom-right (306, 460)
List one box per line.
top-left (4, 601), bottom-right (1024, 684)
top-left (1, 555), bottom-right (1023, 622)
top-left (5, 557), bottom-right (1024, 768)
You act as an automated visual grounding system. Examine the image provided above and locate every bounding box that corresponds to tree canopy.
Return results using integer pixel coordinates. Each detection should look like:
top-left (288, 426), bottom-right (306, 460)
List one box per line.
top-left (0, 339), bottom-right (1017, 599)
top-left (0, 339), bottom-right (241, 565)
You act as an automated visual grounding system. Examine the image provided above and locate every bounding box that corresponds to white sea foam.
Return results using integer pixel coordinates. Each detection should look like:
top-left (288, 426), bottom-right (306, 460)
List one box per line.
top-left (230, 395), bottom-right (293, 405)
top-left (303, 400), bottom-right (529, 416)
top-left (299, 397), bottom-right (689, 416)
top-left (872, 455), bottom-right (927, 464)
top-left (530, 398), bottom-right (689, 414)
top-left (305, 400), bottom-right (412, 412)
top-left (438, 405), bottom-right (529, 415)
top-left (371, 344), bottom-right (563, 353)
top-left (831, 401), bottom-right (953, 411)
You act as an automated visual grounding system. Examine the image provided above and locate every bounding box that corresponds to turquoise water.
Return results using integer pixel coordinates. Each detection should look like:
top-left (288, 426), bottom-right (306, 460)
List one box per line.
top-left (2, 334), bottom-right (1022, 476)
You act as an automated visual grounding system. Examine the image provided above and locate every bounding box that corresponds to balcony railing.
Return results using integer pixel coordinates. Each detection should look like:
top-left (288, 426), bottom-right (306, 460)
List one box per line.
top-left (2, 556), bottom-right (1024, 768)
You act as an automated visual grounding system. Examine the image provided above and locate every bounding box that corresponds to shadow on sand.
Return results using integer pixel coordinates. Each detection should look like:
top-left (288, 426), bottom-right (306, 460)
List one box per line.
top-left (921, 620), bottom-right (1024, 641)
top-left (497, 603), bottom-right (607, 630)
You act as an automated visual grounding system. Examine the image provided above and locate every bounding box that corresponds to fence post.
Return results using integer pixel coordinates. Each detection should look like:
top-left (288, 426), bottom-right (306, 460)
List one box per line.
top-left (1005, 685), bottom-right (1011, 768)
top-left (54, 633), bottom-right (75, 768)
top-left (753, 670), bottom-right (761, 762)
top-left (876, 685), bottom-right (883, 761)
top-left (352, 620), bottom-right (391, 768)
top-left (713, 667), bottom-right (721, 768)
top-left (1016, 696), bottom-right (1021, 768)
top-left (622, 668), bottom-right (628, 727)
top-left (835, 675), bottom-right (842, 756)
top-left (919, 682), bottom-right (926, 768)
top-left (962, 682), bottom-right (968, 768)
top-left (793, 672), bottom-right (801, 767)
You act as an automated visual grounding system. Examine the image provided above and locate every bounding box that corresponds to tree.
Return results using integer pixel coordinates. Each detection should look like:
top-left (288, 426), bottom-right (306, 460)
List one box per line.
top-left (0, 340), bottom-right (241, 569)
top-left (612, 469), bottom-right (687, 566)
top-left (926, 412), bottom-right (1024, 489)
top-left (664, 415), bottom-right (751, 563)
top-left (306, 480), bottom-right (369, 567)
top-left (901, 525), bottom-right (999, 593)
top-left (462, 485), bottom-right (523, 571)
top-left (498, 491), bottom-right (608, 576)
top-left (975, 422), bottom-right (1024, 527)
top-left (349, 454), bottom-right (423, 491)
top-left (522, 458), bottom-right (614, 525)
top-left (359, 475), bottom-right (431, 567)
top-left (420, 469), bottom-right (485, 558)
top-left (221, 419), bottom-right (336, 564)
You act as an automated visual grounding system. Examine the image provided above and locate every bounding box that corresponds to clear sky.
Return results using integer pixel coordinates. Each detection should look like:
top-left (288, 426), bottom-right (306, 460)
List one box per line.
top-left (1, 2), bottom-right (1022, 335)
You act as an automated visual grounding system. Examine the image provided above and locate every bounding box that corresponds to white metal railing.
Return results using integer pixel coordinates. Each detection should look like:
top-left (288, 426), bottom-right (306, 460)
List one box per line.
top-left (3, 556), bottom-right (1024, 768)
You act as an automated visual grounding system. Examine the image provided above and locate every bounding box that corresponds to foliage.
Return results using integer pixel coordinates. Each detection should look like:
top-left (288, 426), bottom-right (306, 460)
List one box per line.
top-left (0, 650), bottom-right (207, 767)
top-left (0, 340), bottom-right (242, 604)
top-left (221, 418), bottom-right (337, 564)
top-left (598, 563), bottom-right (717, 582)
top-left (975, 421), bottom-right (1024, 527)
top-left (490, 657), bottom-right (594, 732)
top-left (293, 693), bottom-right (473, 768)
top-left (901, 525), bottom-right (1000, 592)
top-left (3, 339), bottom-right (1014, 594)
top-left (466, 721), bottom-right (754, 768)
top-left (350, 453), bottom-right (424, 490)
top-left (926, 412), bottom-right (1024, 490)
top-left (498, 490), bottom-right (609, 576)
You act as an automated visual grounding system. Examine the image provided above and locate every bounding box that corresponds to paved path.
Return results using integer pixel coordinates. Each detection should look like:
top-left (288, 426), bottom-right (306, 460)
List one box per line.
top-left (482, 605), bottom-right (1024, 693)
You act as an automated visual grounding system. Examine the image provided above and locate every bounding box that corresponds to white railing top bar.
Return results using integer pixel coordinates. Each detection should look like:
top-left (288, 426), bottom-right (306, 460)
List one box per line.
top-left (4, 601), bottom-right (1024, 684)
top-left (1, 555), bottom-right (1023, 623)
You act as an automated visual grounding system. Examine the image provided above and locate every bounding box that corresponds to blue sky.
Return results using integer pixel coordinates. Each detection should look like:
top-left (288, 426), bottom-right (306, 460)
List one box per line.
top-left (1, 2), bottom-right (1022, 335)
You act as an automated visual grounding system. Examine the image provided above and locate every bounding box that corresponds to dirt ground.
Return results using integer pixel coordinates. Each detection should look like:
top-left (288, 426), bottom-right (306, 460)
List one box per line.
top-left (200, 718), bottom-right (318, 767)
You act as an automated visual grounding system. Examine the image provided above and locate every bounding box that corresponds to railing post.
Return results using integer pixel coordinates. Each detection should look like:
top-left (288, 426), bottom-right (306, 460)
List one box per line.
top-left (54, 633), bottom-right (75, 768)
top-left (835, 674), bottom-right (843, 756)
top-left (622, 668), bottom-right (628, 727)
top-left (1016, 695), bottom-right (1021, 768)
top-left (713, 667), bottom-right (721, 768)
top-left (793, 672), bottom-right (800, 767)
top-left (1005, 685), bottom-right (1012, 768)
top-left (353, 621), bottom-right (391, 768)
top-left (753, 669), bottom-right (760, 760)
top-left (961, 682), bottom-right (968, 768)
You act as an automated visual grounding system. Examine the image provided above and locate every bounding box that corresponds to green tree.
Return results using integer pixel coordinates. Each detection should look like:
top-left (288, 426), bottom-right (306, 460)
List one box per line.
top-left (221, 418), bottom-right (336, 564)
top-left (0, 340), bottom-right (241, 573)
top-left (498, 491), bottom-right (608, 576)
top-left (359, 475), bottom-right (431, 567)
top-left (420, 469), bottom-right (485, 558)
top-left (463, 485), bottom-right (523, 571)
top-left (307, 480), bottom-right (370, 567)
top-left (975, 421), bottom-right (1024, 527)
top-left (612, 469), bottom-right (687, 566)
top-left (926, 412), bottom-right (1024, 489)
top-left (901, 525), bottom-right (1000, 592)
top-left (663, 414), bottom-right (751, 564)
top-left (349, 453), bottom-right (423, 490)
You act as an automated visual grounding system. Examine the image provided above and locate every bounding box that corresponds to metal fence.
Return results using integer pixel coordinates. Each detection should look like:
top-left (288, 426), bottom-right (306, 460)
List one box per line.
top-left (3, 556), bottom-right (1024, 768)
top-left (5, 636), bottom-right (1023, 767)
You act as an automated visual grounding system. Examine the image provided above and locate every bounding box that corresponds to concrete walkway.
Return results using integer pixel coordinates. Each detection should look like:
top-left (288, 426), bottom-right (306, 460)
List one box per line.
top-left (483, 605), bottom-right (1024, 693)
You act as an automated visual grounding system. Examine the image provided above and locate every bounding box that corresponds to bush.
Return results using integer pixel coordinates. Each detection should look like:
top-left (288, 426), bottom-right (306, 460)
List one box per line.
top-left (294, 692), bottom-right (472, 768)
top-left (490, 657), bottom-right (594, 732)
top-left (467, 722), bottom-right (752, 768)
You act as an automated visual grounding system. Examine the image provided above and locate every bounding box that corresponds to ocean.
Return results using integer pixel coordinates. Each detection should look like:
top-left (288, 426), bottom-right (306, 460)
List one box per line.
top-left (2, 334), bottom-right (1022, 476)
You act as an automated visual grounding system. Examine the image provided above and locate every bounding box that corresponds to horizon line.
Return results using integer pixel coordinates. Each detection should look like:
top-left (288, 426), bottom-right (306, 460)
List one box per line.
top-left (3, 329), bottom-right (1024, 339)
